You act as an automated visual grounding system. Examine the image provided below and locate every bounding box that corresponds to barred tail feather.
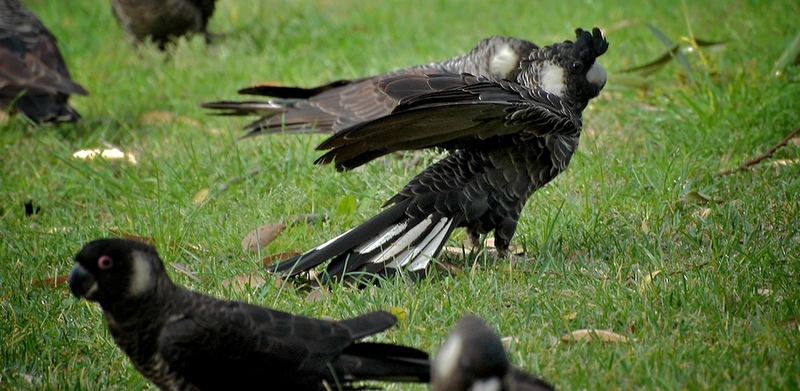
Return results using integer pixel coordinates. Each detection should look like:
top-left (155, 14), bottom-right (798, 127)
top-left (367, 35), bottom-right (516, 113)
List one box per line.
top-left (266, 200), bottom-right (410, 277)
top-left (322, 212), bottom-right (457, 284)
top-left (268, 199), bottom-right (459, 284)
top-left (356, 213), bottom-right (455, 273)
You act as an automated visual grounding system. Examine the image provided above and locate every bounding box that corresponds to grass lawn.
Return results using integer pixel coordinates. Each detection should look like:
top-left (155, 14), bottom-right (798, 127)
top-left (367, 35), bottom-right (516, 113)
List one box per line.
top-left (2, 0), bottom-right (799, 389)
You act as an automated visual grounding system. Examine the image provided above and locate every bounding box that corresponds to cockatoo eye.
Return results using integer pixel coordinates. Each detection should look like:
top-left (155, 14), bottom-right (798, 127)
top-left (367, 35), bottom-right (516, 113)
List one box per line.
top-left (571, 60), bottom-right (584, 72)
top-left (98, 255), bottom-right (113, 270)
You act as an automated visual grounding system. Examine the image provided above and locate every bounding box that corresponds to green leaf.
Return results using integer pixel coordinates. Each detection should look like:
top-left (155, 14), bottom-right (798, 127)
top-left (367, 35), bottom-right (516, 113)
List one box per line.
top-left (336, 194), bottom-right (357, 216)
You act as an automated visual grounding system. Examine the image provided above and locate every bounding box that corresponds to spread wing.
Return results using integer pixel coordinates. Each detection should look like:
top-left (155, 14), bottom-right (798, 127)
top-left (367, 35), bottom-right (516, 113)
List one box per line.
top-left (232, 74), bottom-right (419, 135)
top-left (315, 73), bottom-right (580, 171)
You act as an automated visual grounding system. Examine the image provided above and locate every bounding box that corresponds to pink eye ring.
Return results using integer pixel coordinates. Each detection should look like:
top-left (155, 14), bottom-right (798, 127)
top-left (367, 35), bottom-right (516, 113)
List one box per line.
top-left (98, 255), bottom-right (113, 270)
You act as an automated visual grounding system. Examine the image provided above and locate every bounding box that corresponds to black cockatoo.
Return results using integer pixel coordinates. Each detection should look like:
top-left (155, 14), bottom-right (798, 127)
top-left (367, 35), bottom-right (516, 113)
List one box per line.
top-left (0, 0), bottom-right (88, 123)
top-left (432, 315), bottom-right (554, 391)
top-left (112, 0), bottom-right (217, 50)
top-left (68, 238), bottom-right (430, 390)
top-left (201, 34), bottom-right (539, 135)
top-left (259, 28), bottom-right (608, 284)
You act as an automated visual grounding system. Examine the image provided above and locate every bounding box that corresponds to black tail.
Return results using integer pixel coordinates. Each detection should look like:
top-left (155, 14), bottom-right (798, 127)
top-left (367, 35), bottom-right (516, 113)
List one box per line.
top-left (335, 310), bottom-right (431, 384)
top-left (267, 199), bottom-right (460, 284)
top-left (14, 94), bottom-right (81, 123)
top-left (336, 346), bottom-right (431, 383)
top-left (238, 79), bottom-right (354, 99)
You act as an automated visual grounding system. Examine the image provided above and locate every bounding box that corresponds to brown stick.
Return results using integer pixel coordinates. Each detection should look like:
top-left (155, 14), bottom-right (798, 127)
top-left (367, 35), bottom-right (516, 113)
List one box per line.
top-left (716, 125), bottom-right (800, 177)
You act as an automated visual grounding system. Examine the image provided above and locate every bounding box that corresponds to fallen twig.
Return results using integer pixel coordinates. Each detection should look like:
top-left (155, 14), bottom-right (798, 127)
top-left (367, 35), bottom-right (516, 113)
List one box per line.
top-left (716, 125), bottom-right (800, 177)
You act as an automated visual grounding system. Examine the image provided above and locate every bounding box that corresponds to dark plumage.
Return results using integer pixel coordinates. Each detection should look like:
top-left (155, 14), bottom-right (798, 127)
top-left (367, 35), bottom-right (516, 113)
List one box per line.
top-left (112, 0), bottom-right (216, 50)
top-left (0, 0), bottom-right (88, 123)
top-left (432, 315), bottom-right (554, 391)
top-left (201, 35), bottom-right (538, 135)
top-left (68, 238), bottom-right (430, 390)
top-left (261, 28), bottom-right (608, 284)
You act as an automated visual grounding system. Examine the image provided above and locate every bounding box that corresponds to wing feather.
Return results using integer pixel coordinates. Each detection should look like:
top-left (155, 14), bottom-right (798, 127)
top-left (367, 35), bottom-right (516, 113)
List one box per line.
top-left (315, 74), bottom-right (579, 171)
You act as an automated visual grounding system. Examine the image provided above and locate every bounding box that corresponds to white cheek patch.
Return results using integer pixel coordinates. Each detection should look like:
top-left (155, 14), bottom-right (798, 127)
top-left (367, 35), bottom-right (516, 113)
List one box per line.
top-left (540, 62), bottom-right (565, 98)
top-left (434, 333), bottom-right (463, 381)
top-left (489, 44), bottom-right (519, 79)
top-left (586, 61), bottom-right (607, 88)
top-left (129, 251), bottom-right (153, 296)
top-left (470, 377), bottom-right (502, 391)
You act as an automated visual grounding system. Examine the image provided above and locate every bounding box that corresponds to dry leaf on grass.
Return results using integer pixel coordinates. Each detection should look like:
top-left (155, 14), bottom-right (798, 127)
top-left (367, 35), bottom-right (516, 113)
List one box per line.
top-left (305, 288), bottom-right (329, 302)
top-left (221, 275), bottom-right (266, 291)
top-left (273, 277), bottom-right (294, 290)
top-left (242, 223), bottom-right (286, 252)
top-left (32, 274), bottom-right (68, 288)
top-left (262, 252), bottom-right (301, 267)
top-left (561, 329), bottom-right (628, 343)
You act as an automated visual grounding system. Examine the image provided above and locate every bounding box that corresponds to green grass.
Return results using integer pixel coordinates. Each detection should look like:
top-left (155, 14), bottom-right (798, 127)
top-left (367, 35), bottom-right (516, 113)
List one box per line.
top-left (2, 0), bottom-right (800, 389)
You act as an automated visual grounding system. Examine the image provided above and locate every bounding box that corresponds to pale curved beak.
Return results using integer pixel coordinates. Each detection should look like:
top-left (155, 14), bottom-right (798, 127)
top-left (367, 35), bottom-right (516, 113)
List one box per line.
top-left (587, 61), bottom-right (607, 89)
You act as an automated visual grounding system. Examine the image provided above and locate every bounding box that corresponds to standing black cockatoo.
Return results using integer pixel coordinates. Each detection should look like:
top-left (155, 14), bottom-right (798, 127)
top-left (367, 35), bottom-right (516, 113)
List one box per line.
top-left (0, 0), bottom-right (88, 123)
top-left (68, 238), bottom-right (430, 390)
top-left (260, 28), bottom-right (608, 284)
top-left (112, 0), bottom-right (217, 50)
